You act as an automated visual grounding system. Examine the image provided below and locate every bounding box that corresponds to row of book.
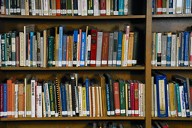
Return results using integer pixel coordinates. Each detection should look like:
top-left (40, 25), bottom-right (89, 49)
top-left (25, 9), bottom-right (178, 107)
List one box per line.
top-left (91, 122), bottom-right (144, 128)
top-left (0, 73), bottom-right (145, 118)
top-left (152, 72), bottom-right (192, 117)
top-left (152, 0), bottom-right (192, 15)
top-left (152, 121), bottom-right (169, 128)
top-left (0, 0), bottom-right (129, 16)
top-left (0, 25), bottom-right (140, 67)
top-left (151, 31), bottom-right (192, 67)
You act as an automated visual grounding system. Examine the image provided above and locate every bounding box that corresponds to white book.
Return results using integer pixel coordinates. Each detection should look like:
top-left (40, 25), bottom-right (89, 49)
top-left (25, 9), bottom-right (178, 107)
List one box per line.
top-left (89, 87), bottom-right (92, 117)
top-left (124, 0), bottom-right (129, 15)
top-left (154, 84), bottom-right (157, 117)
top-left (94, 0), bottom-right (100, 16)
top-left (85, 35), bottom-right (91, 66)
top-left (179, 86), bottom-right (186, 117)
top-left (31, 79), bottom-right (36, 117)
top-left (78, 0), bottom-right (82, 15)
top-left (171, 34), bottom-right (177, 66)
top-left (81, 0), bottom-right (87, 16)
top-left (43, 0), bottom-right (49, 15)
top-left (92, 86), bottom-right (96, 117)
top-left (11, 33), bottom-right (16, 66)
top-left (31, 0), bottom-right (36, 15)
top-left (36, 85), bottom-right (42, 118)
top-left (176, 0), bottom-right (183, 14)
top-left (78, 85), bottom-right (83, 116)
top-left (14, 84), bottom-right (18, 118)
top-left (19, 32), bottom-right (25, 66)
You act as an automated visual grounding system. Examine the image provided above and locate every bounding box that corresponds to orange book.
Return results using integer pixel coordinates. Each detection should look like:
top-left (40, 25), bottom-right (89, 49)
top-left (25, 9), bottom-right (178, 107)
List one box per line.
top-left (56, 0), bottom-right (61, 16)
top-left (113, 82), bottom-right (120, 116)
top-left (11, 83), bottom-right (15, 118)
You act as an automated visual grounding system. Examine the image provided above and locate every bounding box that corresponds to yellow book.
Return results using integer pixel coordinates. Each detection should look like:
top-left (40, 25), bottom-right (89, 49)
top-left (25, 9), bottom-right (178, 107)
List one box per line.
top-left (82, 86), bottom-right (87, 116)
top-left (169, 82), bottom-right (176, 117)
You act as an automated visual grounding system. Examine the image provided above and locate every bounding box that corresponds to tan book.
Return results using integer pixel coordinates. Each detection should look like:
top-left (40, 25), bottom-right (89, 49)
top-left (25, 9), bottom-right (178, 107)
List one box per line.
top-left (127, 32), bottom-right (134, 66)
top-left (18, 83), bottom-right (25, 118)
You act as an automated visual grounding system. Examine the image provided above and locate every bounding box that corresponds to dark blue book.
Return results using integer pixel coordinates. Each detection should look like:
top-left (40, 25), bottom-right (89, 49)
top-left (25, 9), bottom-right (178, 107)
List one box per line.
top-left (153, 72), bottom-right (168, 117)
top-left (166, 33), bottom-right (171, 67)
top-left (60, 83), bottom-right (67, 116)
top-left (106, 84), bottom-right (111, 116)
top-left (85, 78), bottom-right (90, 116)
top-left (73, 30), bottom-right (78, 67)
top-left (183, 31), bottom-right (189, 67)
top-left (3, 83), bottom-right (7, 117)
top-left (62, 35), bottom-right (67, 67)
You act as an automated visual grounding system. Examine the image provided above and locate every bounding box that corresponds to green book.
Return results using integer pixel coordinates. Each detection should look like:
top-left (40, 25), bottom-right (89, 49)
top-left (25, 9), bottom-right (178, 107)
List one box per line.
top-left (48, 36), bottom-right (54, 67)
top-left (119, 80), bottom-right (126, 116)
top-left (48, 81), bottom-right (55, 117)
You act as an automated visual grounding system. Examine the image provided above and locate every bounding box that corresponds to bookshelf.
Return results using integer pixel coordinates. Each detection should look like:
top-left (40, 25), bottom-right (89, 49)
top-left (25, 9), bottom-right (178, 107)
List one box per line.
top-left (1, 0), bottom-right (191, 128)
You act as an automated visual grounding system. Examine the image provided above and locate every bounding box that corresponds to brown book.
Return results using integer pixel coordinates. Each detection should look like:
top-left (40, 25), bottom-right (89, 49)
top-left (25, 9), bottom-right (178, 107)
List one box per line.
top-left (113, 82), bottom-right (120, 116)
top-left (127, 32), bottom-right (134, 66)
top-left (101, 32), bottom-right (109, 66)
top-left (18, 83), bottom-right (25, 118)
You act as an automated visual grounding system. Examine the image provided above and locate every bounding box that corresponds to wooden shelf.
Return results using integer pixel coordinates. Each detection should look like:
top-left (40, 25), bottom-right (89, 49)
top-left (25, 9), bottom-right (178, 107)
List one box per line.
top-left (152, 66), bottom-right (192, 70)
top-left (0, 66), bottom-right (145, 71)
top-left (0, 117), bottom-right (145, 121)
top-left (152, 117), bottom-right (192, 121)
top-left (0, 15), bottom-right (146, 20)
top-left (152, 14), bottom-right (192, 18)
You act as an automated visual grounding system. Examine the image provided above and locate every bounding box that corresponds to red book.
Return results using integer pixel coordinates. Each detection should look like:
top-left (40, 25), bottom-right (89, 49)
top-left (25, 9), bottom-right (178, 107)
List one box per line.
top-left (130, 81), bottom-right (135, 116)
top-left (100, 0), bottom-right (106, 16)
top-left (156, 0), bottom-right (162, 14)
top-left (113, 82), bottom-right (120, 116)
top-left (56, 0), bottom-right (61, 16)
top-left (134, 81), bottom-right (139, 117)
top-left (90, 29), bottom-right (98, 67)
top-left (101, 32), bottom-right (109, 66)
top-left (7, 79), bottom-right (12, 118)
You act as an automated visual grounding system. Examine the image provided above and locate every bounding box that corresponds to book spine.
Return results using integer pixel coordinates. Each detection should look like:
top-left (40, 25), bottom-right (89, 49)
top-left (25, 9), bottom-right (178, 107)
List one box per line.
top-left (166, 32), bottom-right (171, 66)
top-left (124, 0), bottom-right (128, 15)
top-left (100, 0), bottom-right (106, 16)
top-left (31, 79), bottom-right (36, 117)
top-left (80, 32), bottom-right (86, 66)
top-left (56, 0), bottom-right (61, 16)
top-left (90, 29), bottom-right (97, 67)
top-left (73, 30), bottom-right (78, 67)
top-left (101, 32), bottom-right (109, 66)
top-left (106, 84), bottom-right (111, 116)
top-left (113, 82), bottom-right (120, 116)
top-left (183, 31), bottom-right (189, 66)
top-left (113, 0), bottom-right (118, 15)
top-left (93, 0), bottom-right (99, 16)
top-left (96, 32), bottom-right (103, 67)
top-left (119, 80), bottom-right (126, 116)
top-left (73, 0), bottom-right (78, 16)
top-left (87, 0), bottom-right (93, 15)
top-left (58, 26), bottom-right (63, 67)
top-left (85, 78), bottom-right (90, 116)
top-left (14, 84), bottom-right (18, 118)
top-left (118, 0), bottom-right (124, 15)
top-left (66, 0), bottom-right (72, 16)
top-left (108, 33), bottom-right (114, 66)
top-left (3, 84), bottom-right (7, 117)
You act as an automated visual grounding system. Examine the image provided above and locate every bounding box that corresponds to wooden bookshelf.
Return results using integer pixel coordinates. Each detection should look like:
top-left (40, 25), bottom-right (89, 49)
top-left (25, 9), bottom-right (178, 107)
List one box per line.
top-left (2, 0), bottom-right (192, 128)
top-left (1, 117), bottom-right (145, 121)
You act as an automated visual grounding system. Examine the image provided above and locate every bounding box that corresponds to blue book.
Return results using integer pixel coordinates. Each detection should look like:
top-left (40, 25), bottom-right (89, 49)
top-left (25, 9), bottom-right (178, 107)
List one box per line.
top-left (172, 75), bottom-right (190, 117)
top-left (185, 0), bottom-right (191, 13)
top-left (30, 31), bottom-right (34, 66)
top-left (62, 35), bottom-right (67, 67)
top-left (60, 83), bottom-right (67, 116)
top-left (73, 30), bottom-right (78, 66)
top-left (183, 31), bottom-right (189, 67)
top-left (152, 0), bottom-right (156, 14)
top-left (3, 83), bottom-right (7, 117)
top-left (85, 78), bottom-right (90, 116)
top-left (180, 32), bottom-right (185, 66)
top-left (118, 0), bottom-right (124, 15)
top-left (174, 82), bottom-right (181, 117)
top-left (116, 31), bottom-right (123, 67)
top-left (106, 84), bottom-right (111, 116)
top-left (166, 33), bottom-right (171, 66)
top-left (80, 32), bottom-right (86, 66)
top-left (59, 26), bottom-right (64, 67)
top-left (153, 72), bottom-right (168, 117)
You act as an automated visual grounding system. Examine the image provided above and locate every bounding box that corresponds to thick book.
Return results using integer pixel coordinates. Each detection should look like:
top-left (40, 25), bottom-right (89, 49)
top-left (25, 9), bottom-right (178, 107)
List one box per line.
top-left (119, 80), bottom-right (126, 116)
top-left (90, 29), bottom-right (97, 67)
top-left (101, 32), bottom-right (109, 66)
